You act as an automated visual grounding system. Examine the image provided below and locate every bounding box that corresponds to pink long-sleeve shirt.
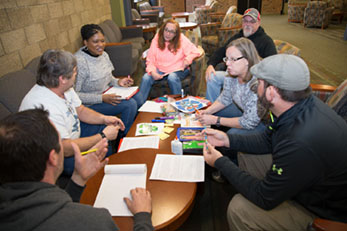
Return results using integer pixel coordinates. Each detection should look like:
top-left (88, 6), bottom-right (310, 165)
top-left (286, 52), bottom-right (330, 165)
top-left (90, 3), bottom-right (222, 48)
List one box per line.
top-left (146, 33), bottom-right (201, 75)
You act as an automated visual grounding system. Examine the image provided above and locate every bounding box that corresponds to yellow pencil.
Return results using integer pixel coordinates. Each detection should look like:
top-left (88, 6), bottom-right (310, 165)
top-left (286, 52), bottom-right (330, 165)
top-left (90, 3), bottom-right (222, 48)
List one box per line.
top-left (80, 148), bottom-right (98, 156)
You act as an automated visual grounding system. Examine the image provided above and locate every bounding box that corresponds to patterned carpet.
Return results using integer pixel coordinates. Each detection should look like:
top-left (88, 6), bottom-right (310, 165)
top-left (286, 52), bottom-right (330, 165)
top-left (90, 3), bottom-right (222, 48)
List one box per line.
top-left (261, 14), bottom-right (347, 87)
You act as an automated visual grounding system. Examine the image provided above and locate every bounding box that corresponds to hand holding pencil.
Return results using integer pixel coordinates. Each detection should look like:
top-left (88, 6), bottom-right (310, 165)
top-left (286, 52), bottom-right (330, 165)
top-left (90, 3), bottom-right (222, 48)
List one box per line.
top-left (71, 139), bottom-right (109, 186)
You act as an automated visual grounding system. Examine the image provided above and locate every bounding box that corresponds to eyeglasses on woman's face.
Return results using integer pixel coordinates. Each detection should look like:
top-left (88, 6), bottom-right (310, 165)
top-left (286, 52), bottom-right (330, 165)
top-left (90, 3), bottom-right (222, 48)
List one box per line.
top-left (164, 28), bottom-right (176, 35)
top-left (223, 56), bottom-right (244, 63)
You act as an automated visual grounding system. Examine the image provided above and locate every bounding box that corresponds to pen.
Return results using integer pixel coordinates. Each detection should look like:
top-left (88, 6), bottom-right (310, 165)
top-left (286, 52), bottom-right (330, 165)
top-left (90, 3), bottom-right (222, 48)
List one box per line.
top-left (155, 116), bottom-right (174, 120)
top-left (80, 148), bottom-right (98, 156)
top-left (151, 119), bottom-right (166, 123)
top-left (194, 108), bottom-right (200, 115)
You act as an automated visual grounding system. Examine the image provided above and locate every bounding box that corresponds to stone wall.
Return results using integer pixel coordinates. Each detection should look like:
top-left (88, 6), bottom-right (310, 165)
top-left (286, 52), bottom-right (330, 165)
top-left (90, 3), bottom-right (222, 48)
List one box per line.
top-left (159, 0), bottom-right (185, 16)
top-left (0, 0), bottom-right (112, 77)
top-left (262, 0), bottom-right (282, 14)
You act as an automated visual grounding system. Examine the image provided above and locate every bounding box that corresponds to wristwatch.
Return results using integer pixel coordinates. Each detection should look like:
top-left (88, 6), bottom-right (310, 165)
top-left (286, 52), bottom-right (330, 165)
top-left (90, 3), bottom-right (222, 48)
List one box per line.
top-left (216, 116), bottom-right (221, 127)
top-left (99, 131), bottom-right (107, 139)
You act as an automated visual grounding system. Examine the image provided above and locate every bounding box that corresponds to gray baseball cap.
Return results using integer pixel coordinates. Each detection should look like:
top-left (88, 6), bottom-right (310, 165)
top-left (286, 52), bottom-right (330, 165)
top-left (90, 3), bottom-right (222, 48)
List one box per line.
top-left (250, 54), bottom-right (310, 91)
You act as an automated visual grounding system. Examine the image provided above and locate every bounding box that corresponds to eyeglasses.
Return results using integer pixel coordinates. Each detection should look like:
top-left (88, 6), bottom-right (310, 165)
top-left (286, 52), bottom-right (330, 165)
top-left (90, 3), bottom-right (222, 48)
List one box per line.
top-left (223, 56), bottom-right (244, 62)
top-left (242, 18), bottom-right (257, 24)
top-left (164, 28), bottom-right (176, 35)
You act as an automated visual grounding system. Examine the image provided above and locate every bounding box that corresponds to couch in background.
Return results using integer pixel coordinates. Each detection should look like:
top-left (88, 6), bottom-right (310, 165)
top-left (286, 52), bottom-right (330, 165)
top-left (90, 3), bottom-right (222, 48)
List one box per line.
top-left (0, 57), bottom-right (40, 120)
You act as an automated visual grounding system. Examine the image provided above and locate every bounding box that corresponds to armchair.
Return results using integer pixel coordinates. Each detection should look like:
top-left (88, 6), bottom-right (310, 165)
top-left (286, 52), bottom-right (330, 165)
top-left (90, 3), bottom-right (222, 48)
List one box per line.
top-left (131, 9), bottom-right (157, 42)
top-left (274, 39), bottom-right (301, 56)
top-left (131, 8), bottom-right (150, 25)
top-left (195, 1), bottom-right (223, 25)
top-left (99, 20), bottom-right (144, 76)
top-left (288, 0), bottom-right (309, 23)
top-left (303, 1), bottom-right (334, 29)
top-left (200, 12), bottom-right (242, 55)
top-left (311, 79), bottom-right (347, 122)
top-left (209, 5), bottom-right (237, 23)
top-left (138, 1), bottom-right (164, 26)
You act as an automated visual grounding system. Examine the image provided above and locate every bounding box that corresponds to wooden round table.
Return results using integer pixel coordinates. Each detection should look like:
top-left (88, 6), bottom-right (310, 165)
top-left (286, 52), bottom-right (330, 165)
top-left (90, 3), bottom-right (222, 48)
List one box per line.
top-left (179, 22), bottom-right (198, 31)
top-left (80, 112), bottom-right (197, 230)
top-left (172, 12), bottom-right (191, 22)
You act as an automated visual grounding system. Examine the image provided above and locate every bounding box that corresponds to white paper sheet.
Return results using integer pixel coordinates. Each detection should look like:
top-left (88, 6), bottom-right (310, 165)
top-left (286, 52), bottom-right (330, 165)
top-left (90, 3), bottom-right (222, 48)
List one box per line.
top-left (118, 136), bottom-right (160, 152)
top-left (138, 100), bottom-right (165, 113)
top-left (94, 164), bottom-right (147, 216)
top-left (150, 154), bottom-right (205, 182)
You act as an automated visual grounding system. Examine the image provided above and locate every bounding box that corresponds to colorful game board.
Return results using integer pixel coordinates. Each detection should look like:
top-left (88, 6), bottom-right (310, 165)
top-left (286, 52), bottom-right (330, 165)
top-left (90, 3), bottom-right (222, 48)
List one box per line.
top-left (171, 96), bottom-right (208, 113)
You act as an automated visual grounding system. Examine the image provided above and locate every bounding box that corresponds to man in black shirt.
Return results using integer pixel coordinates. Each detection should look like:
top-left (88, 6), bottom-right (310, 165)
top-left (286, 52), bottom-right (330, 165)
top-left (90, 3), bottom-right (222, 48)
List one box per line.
top-left (205, 8), bottom-right (277, 102)
top-left (203, 54), bottom-right (347, 230)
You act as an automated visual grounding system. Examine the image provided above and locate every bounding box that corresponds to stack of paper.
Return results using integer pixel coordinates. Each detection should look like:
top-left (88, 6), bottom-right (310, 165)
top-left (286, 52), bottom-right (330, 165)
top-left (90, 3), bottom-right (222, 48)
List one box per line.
top-left (94, 164), bottom-right (147, 216)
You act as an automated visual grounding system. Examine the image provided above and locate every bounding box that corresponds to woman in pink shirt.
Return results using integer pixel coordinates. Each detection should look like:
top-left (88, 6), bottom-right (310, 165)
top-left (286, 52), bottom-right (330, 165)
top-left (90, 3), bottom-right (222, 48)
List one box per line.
top-left (138, 19), bottom-right (201, 100)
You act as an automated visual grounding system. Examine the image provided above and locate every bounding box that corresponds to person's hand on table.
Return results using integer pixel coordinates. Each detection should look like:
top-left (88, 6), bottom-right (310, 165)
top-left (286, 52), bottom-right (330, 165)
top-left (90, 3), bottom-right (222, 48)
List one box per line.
top-left (203, 142), bottom-right (223, 167)
top-left (124, 187), bottom-right (152, 214)
top-left (102, 94), bottom-right (121, 105)
top-left (118, 76), bottom-right (134, 87)
top-left (71, 139), bottom-right (109, 186)
top-left (205, 65), bottom-right (216, 82)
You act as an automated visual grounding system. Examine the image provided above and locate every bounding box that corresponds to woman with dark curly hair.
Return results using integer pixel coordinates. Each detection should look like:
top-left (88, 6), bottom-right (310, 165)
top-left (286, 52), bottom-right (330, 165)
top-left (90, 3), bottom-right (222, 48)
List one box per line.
top-left (74, 24), bottom-right (143, 135)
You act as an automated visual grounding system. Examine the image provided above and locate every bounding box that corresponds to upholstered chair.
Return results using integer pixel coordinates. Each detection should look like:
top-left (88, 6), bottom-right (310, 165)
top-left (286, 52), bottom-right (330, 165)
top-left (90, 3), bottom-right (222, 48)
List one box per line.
top-left (311, 79), bottom-right (347, 122)
top-left (99, 20), bottom-right (144, 75)
top-left (138, 1), bottom-right (164, 26)
top-left (200, 12), bottom-right (242, 55)
top-left (274, 39), bottom-right (301, 56)
top-left (209, 5), bottom-right (237, 23)
top-left (288, 0), bottom-right (309, 23)
top-left (303, 1), bottom-right (334, 29)
top-left (195, 1), bottom-right (223, 25)
top-left (131, 8), bottom-right (151, 25)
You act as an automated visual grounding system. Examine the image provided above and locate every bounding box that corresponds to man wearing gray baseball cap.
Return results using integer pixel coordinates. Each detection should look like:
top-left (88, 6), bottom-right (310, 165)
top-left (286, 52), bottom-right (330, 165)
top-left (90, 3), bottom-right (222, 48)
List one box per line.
top-left (205, 7), bottom-right (277, 102)
top-left (202, 54), bottom-right (347, 230)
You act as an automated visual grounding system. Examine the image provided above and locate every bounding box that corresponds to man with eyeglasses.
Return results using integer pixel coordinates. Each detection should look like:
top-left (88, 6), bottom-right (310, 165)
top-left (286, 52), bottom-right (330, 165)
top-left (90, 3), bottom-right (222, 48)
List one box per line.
top-left (205, 8), bottom-right (277, 102)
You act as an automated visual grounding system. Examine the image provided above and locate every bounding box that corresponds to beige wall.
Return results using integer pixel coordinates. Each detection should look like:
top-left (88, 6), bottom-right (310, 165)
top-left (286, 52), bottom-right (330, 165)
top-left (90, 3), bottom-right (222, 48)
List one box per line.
top-left (0, 0), bottom-right (112, 77)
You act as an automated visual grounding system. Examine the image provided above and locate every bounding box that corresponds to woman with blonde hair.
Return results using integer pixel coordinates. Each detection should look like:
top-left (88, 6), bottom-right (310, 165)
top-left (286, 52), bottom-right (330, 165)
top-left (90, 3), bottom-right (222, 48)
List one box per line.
top-left (138, 19), bottom-right (201, 100)
top-left (197, 37), bottom-right (265, 135)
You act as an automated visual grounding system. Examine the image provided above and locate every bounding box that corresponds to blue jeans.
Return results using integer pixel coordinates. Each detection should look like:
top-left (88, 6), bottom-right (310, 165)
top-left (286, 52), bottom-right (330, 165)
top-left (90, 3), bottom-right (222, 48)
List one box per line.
top-left (63, 122), bottom-right (114, 176)
top-left (206, 71), bottom-right (227, 102)
top-left (214, 103), bottom-right (266, 135)
top-left (139, 69), bottom-right (190, 101)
